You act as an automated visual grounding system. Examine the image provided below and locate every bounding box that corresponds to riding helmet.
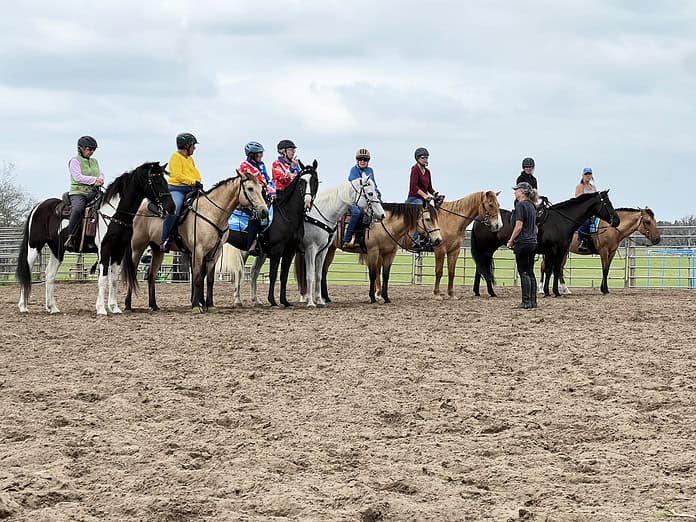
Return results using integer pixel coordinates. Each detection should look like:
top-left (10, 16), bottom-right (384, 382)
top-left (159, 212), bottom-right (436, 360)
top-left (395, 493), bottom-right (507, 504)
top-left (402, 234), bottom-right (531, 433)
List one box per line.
top-left (522, 157), bottom-right (535, 168)
top-left (277, 139), bottom-right (296, 152)
top-left (414, 147), bottom-right (429, 159)
top-left (176, 133), bottom-right (198, 149)
top-left (355, 148), bottom-right (371, 161)
top-left (245, 141), bottom-right (265, 156)
top-left (77, 136), bottom-right (98, 149)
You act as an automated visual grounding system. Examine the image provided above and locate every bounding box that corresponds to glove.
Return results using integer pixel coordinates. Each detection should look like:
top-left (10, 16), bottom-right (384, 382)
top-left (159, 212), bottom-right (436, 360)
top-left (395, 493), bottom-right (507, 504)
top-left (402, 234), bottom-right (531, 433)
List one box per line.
top-left (194, 181), bottom-right (204, 190)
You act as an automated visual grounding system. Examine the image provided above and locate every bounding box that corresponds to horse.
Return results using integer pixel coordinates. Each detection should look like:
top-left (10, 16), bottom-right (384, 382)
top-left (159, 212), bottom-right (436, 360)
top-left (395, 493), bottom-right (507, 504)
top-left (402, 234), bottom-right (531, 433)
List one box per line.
top-left (431, 191), bottom-right (503, 298)
top-left (16, 162), bottom-right (174, 315)
top-left (226, 161), bottom-right (320, 307)
top-left (538, 190), bottom-right (620, 297)
top-left (300, 176), bottom-right (385, 307)
top-left (296, 201), bottom-right (443, 304)
top-left (471, 208), bottom-right (514, 297)
top-left (540, 207), bottom-right (661, 295)
top-left (124, 170), bottom-right (268, 313)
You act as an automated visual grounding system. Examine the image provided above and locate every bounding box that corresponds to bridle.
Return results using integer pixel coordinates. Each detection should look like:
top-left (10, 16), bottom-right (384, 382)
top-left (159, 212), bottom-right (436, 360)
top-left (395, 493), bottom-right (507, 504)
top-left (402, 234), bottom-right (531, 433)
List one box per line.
top-left (351, 178), bottom-right (382, 222)
top-left (380, 204), bottom-right (441, 253)
top-left (638, 208), bottom-right (658, 243)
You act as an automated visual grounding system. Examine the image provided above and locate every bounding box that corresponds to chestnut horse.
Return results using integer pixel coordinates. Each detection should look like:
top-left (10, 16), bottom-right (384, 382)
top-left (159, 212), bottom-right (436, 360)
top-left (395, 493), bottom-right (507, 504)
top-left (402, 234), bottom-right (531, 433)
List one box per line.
top-left (540, 207), bottom-right (661, 294)
top-left (297, 201), bottom-right (443, 304)
top-left (433, 191), bottom-right (502, 298)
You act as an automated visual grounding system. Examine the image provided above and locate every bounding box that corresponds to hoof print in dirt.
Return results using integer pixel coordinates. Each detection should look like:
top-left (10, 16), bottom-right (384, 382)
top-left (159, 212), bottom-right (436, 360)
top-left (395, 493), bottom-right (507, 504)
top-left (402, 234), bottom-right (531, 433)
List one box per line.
top-left (360, 505), bottom-right (387, 522)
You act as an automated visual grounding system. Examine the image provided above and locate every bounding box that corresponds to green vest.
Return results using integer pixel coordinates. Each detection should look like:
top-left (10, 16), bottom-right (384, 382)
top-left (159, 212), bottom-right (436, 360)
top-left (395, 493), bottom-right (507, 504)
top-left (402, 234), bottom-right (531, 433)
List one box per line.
top-left (69, 156), bottom-right (100, 196)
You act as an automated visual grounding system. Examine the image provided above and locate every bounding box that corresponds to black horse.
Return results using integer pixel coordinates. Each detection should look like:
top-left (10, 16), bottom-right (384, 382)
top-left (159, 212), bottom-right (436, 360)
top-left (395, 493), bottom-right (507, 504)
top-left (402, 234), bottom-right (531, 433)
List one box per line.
top-left (227, 160), bottom-right (319, 307)
top-left (471, 208), bottom-right (513, 297)
top-left (16, 162), bottom-right (174, 314)
top-left (538, 190), bottom-right (619, 297)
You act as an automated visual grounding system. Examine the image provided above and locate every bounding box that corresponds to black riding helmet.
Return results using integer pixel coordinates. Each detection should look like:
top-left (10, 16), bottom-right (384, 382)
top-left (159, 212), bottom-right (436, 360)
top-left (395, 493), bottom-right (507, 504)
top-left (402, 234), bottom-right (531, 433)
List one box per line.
top-left (414, 147), bottom-right (429, 159)
top-left (277, 139), bottom-right (296, 152)
top-left (522, 157), bottom-right (535, 168)
top-left (176, 132), bottom-right (198, 150)
top-left (77, 136), bottom-right (98, 149)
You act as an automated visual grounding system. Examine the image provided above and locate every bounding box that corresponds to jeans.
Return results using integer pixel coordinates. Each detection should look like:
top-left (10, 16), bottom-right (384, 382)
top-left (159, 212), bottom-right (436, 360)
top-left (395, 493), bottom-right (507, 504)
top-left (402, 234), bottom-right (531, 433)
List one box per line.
top-left (162, 185), bottom-right (194, 242)
top-left (344, 205), bottom-right (362, 243)
top-left (67, 195), bottom-right (87, 236)
top-left (406, 196), bottom-right (425, 205)
top-left (577, 217), bottom-right (595, 242)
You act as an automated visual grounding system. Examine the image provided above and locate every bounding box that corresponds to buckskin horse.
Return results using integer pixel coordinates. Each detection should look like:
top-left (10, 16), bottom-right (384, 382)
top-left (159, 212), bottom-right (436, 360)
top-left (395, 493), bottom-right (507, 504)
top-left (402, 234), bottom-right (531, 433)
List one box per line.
top-left (431, 191), bottom-right (502, 298)
top-left (226, 161), bottom-right (319, 307)
top-left (538, 190), bottom-right (620, 297)
top-left (125, 170), bottom-right (268, 313)
top-left (299, 176), bottom-right (385, 308)
top-left (16, 162), bottom-right (174, 315)
top-left (296, 201), bottom-right (443, 304)
top-left (540, 207), bottom-right (660, 294)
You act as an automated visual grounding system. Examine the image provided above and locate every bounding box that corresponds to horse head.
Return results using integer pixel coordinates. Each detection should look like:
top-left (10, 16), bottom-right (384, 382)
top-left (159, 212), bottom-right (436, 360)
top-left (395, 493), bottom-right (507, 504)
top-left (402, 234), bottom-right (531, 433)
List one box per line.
top-left (595, 190), bottom-right (620, 228)
top-left (352, 175), bottom-right (385, 222)
top-left (638, 207), bottom-right (661, 245)
top-left (420, 200), bottom-right (442, 247)
top-left (236, 170), bottom-right (269, 220)
top-left (478, 191), bottom-right (503, 232)
top-left (298, 159), bottom-right (320, 210)
top-left (140, 161), bottom-right (175, 216)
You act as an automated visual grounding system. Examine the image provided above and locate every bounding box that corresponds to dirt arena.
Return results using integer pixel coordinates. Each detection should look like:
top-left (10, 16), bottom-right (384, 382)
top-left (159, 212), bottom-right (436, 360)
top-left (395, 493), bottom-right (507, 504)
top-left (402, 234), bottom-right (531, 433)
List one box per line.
top-left (1, 282), bottom-right (695, 521)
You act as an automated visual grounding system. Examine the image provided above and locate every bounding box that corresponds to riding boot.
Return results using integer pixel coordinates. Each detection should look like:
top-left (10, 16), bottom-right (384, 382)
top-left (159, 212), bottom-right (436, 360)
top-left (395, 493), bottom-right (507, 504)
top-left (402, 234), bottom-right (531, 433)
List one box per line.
top-left (514, 275), bottom-right (531, 309)
top-left (64, 234), bottom-right (76, 251)
top-left (529, 274), bottom-right (538, 308)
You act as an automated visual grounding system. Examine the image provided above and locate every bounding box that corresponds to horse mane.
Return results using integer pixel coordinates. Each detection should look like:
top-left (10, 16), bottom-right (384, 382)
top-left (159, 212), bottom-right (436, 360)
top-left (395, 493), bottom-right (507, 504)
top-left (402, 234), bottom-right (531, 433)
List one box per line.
top-left (205, 176), bottom-right (238, 194)
top-left (441, 191), bottom-right (484, 214)
top-left (275, 169), bottom-right (305, 205)
top-left (616, 207), bottom-right (655, 219)
top-left (103, 166), bottom-right (144, 202)
top-left (550, 191), bottom-right (600, 210)
top-left (312, 181), bottom-right (347, 209)
top-left (382, 202), bottom-right (421, 230)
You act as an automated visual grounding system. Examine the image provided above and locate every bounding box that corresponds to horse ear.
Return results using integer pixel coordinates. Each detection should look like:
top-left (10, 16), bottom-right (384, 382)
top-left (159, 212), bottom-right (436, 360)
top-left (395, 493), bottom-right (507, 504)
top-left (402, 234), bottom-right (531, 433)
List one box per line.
top-left (298, 159), bottom-right (305, 170)
top-left (312, 159), bottom-right (318, 169)
top-left (496, 191), bottom-right (501, 196)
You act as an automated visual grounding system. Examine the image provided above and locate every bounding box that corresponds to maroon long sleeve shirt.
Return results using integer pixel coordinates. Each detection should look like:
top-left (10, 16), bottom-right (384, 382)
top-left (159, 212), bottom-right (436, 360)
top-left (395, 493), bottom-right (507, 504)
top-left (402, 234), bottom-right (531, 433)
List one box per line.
top-left (408, 164), bottom-right (434, 199)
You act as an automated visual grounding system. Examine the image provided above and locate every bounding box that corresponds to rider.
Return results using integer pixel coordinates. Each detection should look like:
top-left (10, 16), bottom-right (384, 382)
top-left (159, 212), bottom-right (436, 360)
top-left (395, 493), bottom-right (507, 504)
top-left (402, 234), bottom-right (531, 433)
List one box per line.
top-left (517, 157), bottom-right (538, 189)
top-left (64, 136), bottom-right (105, 251)
top-left (507, 181), bottom-right (539, 309)
top-left (343, 148), bottom-right (381, 249)
top-left (406, 147), bottom-right (443, 249)
top-left (160, 132), bottom-right (201, 252)
top-left (239, 141), bottom-right (275, 254)
top-left (272, 139), bottom-right (300, 199)
top-left (575, 167), bottom-right (598, 253)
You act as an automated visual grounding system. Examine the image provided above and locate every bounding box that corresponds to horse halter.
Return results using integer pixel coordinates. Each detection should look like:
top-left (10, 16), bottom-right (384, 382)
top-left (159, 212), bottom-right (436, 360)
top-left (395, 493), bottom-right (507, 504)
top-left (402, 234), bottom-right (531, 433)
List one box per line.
top-left (238, 174), bottom-right (266, 218)
top-left (597, 192), bottom-right (618, 227)
top-left (419, 205), bottom-right (441, 237)
top-left (299, 166), bottom-right (317, 207)
top-left (638, 209), bottom-right (658, 242)
top-left (145, 167), bottom-right (171, 217)
top-left (351, 178), bottom-right (381, 221)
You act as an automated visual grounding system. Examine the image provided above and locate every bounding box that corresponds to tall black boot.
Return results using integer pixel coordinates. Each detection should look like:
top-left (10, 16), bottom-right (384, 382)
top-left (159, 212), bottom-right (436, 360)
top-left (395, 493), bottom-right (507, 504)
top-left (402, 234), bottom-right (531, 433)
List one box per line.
top-left (529, 274), bottom-right (538, 308)
top-left (514, 275), bottom-right (531, 309)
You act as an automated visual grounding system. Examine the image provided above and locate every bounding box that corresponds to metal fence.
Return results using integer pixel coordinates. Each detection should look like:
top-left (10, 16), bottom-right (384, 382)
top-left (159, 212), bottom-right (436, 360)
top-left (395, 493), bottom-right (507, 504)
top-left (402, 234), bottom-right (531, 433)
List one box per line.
top-left (2, 225), bottom-right (696, 289)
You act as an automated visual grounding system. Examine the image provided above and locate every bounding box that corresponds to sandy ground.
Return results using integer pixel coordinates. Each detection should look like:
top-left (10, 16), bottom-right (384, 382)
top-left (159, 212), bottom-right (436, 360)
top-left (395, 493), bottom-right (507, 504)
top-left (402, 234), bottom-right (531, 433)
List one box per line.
top-left (1, 281), bottom-right (695, 521)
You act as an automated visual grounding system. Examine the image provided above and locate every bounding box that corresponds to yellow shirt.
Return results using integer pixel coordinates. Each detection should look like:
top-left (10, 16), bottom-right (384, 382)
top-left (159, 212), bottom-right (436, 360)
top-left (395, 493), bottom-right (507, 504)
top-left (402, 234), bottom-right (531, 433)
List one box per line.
top-left (168, 151), bottom-right (201, 187)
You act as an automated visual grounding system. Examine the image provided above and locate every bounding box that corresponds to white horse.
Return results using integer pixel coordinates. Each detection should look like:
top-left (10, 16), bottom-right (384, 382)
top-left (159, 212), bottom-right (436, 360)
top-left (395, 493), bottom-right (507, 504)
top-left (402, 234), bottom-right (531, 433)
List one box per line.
top-left (214, 243), bottom-right (246, 306)
top-left (300, 176), bottom-right (385, 308)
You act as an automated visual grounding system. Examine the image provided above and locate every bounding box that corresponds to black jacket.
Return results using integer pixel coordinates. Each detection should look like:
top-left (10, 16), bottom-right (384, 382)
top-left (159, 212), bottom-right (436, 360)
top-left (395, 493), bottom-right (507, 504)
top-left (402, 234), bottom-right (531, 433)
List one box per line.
top-left (516, 171), bottom-right (538, 190)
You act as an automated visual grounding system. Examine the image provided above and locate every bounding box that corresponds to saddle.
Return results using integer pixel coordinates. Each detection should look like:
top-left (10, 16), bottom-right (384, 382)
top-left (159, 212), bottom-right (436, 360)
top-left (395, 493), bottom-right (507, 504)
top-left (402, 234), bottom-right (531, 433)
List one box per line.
top-left (56, 191), bottom-right (102, 252)
top-left (335, 212), bottom-right (369, 253)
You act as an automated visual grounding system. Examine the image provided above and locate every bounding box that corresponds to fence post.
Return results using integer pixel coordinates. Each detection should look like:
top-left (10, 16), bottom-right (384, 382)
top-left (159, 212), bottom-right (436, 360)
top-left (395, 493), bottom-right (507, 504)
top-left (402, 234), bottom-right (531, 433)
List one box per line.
top-left (627, 237), bottom-right (636, 288)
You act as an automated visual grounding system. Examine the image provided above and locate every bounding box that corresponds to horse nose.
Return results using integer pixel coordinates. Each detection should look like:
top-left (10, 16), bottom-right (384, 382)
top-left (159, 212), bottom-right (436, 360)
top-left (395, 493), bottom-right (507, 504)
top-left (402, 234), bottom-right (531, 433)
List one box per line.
top-left (652, 237), bottom-right (661, 245)
top-left (432, 238), bottom-right (442, 246)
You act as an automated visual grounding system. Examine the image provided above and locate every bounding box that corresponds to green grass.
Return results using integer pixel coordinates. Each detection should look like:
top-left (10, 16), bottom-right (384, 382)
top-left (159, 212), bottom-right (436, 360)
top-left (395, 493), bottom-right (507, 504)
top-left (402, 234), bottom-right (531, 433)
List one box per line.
top-left (6, 247), bottom-right (696, 289)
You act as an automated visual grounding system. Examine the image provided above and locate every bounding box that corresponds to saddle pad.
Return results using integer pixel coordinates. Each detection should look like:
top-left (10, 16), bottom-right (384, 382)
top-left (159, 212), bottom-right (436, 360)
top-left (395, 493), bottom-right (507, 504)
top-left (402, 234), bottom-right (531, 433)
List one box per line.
top-left (588, 216), bottom-right (600, 233)
top-left (228, 206), bottom-right (274, 232)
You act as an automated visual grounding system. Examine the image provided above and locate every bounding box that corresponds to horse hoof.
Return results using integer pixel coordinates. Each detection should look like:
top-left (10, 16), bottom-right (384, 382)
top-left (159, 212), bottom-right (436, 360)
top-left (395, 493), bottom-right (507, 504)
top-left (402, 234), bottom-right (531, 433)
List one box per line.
top-left (383, 298), bottom-right (391, 304)
top-left (306, 303), bottom-right (316, 308)
top-left (110, 307), bottom-right (122, 314)
top-left (149, 306), bottom-right (160, 312)
top-left (281, 301), bottom-right (292, 307)
top-left (96, 309), bottom-right (107, 316)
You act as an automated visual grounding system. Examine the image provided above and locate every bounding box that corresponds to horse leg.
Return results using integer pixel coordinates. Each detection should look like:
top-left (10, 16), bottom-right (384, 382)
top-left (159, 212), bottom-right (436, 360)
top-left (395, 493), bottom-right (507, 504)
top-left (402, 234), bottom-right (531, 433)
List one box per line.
top-left (190, 259), bottom-right (205, 312)
top-left (107, 261), bottom-right (123, 314)
top-left (96, 259), bottom-right (110, 316)
top-left (552, 260), bottom-right (562, 297)
top-left (381, 251), bottom-right (396, 304)
top-left (18, 245), bottom-right (40, 313)
top-left (250, 254), bottom-right (265, 306)
top-left (267, 255), bottom-right (280, 307)
top-left (446, 249), bottom-right (460, 299)
top-left (601, 250), bottom-right (616, 294)
top-left (44, 252), bottom-right (62, 314)
top-left (473, 269), bottom-right (481, 296)
top-left (205, 260), bottom-right (217, 312)
top-left (294, 251), bottom-right (307, 302)
top-left (147, 251), bottom-right (165, 311)
top-left (433, 249), bottom-right (445, 297)
top-left (558, 253), bottom-right (571, 295)
top-left (368, 265), bottom-right (378, 303)
top-left (321, 245), bottom-right (336, 303)
top-left (315, 249), bottom-right (329, 307)
top-left (305, 249), bottom-right (317, 308)
top-left (279, 249), bottom-right (294, 307)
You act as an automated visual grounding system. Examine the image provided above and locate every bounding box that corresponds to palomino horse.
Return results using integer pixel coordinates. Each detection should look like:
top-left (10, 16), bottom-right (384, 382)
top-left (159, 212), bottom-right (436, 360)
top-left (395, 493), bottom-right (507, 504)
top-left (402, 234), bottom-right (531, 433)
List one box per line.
top-left (16, 162), bottom-right (174, 315)
top-left (226, 161), bottom-right (319, 307)
top-left (432, 191), bottom-right (503, 298)
top-left (300, 176), bottom-right (385, 307)
top-left (297, 201), bottom-right (443, 304)
top-left (540, 207), bottom-right (661, 294)
top-left (538, 190), bottom-right (620, 297)
top-left (125, 170), bottom-right (268, 313)
top-left (470, 208), bottom-right (513, 297)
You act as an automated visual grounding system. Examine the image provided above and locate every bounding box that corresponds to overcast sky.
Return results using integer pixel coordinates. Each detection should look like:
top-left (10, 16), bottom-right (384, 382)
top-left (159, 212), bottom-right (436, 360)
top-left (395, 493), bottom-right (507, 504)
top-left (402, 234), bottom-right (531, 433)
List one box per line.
top-left (1, 0), bottom-right (694, 220)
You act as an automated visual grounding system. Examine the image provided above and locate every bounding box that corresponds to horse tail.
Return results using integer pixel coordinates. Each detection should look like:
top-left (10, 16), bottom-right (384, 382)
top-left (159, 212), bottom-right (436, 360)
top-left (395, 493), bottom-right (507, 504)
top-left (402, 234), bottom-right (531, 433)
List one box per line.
top-left (15, 205), bottom-right (36, 298)
top-left (90, 261), bottom-right (98, 275)
top-left (470, 228), bottom-right (495, 285)
top-left (121, 241), bottom-right (139, 294)
top-left (358, 253), bottom-right (367, 265)
top-left (216, 244), bottom-right (244, 283)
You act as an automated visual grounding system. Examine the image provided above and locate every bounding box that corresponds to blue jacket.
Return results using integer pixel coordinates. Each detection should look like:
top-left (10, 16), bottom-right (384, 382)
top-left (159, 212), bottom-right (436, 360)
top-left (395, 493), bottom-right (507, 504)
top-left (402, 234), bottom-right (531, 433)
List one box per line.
top-left (348, 165), bottom-right (379, 194)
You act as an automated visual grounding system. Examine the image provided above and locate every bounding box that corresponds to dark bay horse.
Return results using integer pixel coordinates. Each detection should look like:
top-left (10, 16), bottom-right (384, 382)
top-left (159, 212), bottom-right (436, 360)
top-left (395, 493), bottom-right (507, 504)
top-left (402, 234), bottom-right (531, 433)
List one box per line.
top-left (541, 207), bottom-right (660, 294)
top-left (433, 191), bottom-right (502, 298)
top-left (538, 190), bottom-right (620, 297)
top-left (296, 201), bottom-right (443, 304)
top-left (16, 162), bottom-right (174, 314)
top-left (125, 170), bottom-right (268, 313)
top-left (471, 208), bottom-right (513, 297)
top-left (226, 161), bottom-right (319, 307)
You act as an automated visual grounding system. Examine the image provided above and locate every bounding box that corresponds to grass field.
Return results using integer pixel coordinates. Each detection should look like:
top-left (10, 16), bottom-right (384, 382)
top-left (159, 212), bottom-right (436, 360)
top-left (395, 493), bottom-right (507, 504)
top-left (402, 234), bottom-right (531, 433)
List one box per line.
top-left (6, 246), bottom-right (696, 290)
